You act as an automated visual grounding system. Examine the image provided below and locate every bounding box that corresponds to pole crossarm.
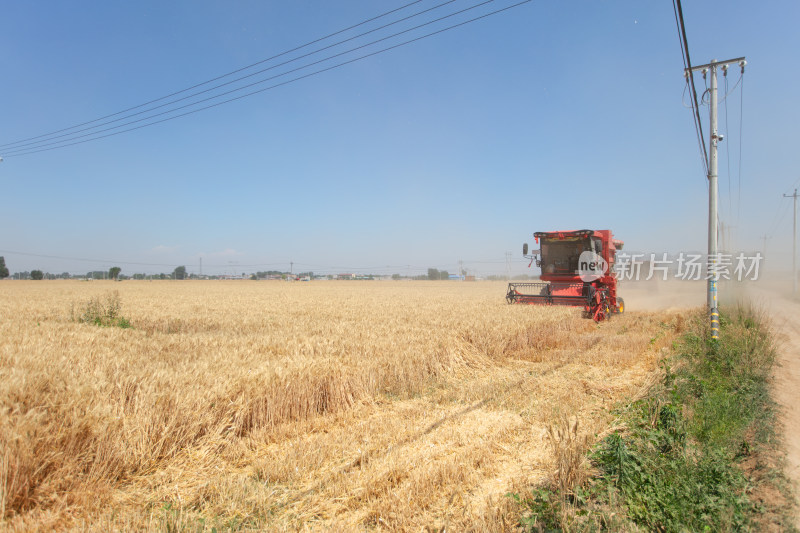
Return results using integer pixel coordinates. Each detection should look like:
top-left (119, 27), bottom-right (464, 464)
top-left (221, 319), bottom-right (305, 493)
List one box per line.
top-left (685, 56), bottom-right (746, 73)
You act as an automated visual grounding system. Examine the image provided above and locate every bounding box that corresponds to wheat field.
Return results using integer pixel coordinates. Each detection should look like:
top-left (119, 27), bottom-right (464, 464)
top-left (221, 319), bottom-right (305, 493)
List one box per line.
top-left (0, 280), bottom-right (686, 531)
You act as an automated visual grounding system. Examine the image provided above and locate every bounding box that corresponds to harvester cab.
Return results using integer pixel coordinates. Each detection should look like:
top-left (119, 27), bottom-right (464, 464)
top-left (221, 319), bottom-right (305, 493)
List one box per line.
top-left (506, 229), bottom-right (624, 322)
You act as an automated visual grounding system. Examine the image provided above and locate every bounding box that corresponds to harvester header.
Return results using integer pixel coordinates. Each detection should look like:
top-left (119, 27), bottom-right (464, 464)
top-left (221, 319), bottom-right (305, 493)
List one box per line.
top-left (507, 229), bottom-right (624, 321)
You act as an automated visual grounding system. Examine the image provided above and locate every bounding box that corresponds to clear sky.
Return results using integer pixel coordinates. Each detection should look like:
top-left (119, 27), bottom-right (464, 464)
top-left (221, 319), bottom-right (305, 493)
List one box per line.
top-left (1, 1), bottom-right (798, 277)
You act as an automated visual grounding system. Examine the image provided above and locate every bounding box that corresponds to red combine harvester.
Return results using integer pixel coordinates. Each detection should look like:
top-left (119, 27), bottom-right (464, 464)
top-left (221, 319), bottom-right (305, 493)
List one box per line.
top-left (506, 229), bottom-right (624, 321)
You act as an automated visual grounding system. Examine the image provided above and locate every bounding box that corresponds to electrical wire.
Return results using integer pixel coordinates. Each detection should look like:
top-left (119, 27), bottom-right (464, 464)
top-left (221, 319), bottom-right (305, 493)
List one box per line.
top-left (673, 0), bottom-right (708, 176)
top-left (737, 73), bottom-right (744, 226)
top-left (724, 73), bottom-right (731, 219)
top-left (0, 0), bottom-right (428, 151)
top-left (719, 72), bottom-right (743, 104)
top-left (765, 176), bottom-right (800, 239)
top-left (2, 0), bottom-right (462, 153)
top-left (6, 0), bottom-right (493, 155)
top-left (766, 200), bottom-right (792, 240)
top-left (0, 249), bottom-right (521, 276)
top-left (4, 0), bottom-right (532, 158)
top-left (0, 249), bottom-right (200, 268)
top-left (680, 82), bottom-right (692, 108)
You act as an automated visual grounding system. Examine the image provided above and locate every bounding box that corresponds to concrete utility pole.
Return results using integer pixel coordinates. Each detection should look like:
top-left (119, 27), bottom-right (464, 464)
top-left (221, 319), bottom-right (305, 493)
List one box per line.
top-left (784, 189), bottom-right (799, 294)
top-left (686, 56), bottom-right (746, 340)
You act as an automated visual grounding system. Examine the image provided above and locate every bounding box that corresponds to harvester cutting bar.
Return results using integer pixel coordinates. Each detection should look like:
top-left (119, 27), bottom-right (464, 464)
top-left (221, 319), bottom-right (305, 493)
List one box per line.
top-left (506, 282), bottom-right (588, 307)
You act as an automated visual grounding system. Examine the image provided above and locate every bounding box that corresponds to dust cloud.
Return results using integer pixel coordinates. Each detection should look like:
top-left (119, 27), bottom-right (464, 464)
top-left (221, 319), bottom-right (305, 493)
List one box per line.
top-left (618, 278), bottom-right (706, 312)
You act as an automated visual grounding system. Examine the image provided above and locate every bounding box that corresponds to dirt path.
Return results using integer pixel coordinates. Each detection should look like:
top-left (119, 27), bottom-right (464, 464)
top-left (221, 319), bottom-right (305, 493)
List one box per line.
top-left (623, 279), bottom-right (799, 525)
top-left (744, 283), bottom-right (800, 527)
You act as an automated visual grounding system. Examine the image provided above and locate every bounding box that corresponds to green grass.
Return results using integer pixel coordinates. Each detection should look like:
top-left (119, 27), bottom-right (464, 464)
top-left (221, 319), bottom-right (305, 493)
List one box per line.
top-left (513, 304), bottom-right (795, 532)
top-left (71, 290), bottom-right (133, 329)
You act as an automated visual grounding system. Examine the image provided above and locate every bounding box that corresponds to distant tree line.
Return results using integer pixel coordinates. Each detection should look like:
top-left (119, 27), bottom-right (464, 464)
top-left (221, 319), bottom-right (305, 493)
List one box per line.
top-left (0, 257), bottom-right (535, 281)
top-left (426, 268), bottom-right (450, 280)
top-left (5, 265), bottom-right (190, 281)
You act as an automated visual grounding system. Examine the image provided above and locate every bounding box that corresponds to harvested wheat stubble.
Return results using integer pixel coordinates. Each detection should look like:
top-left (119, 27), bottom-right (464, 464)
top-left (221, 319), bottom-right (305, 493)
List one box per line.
top-left (0, 280), bottom-right (686, 531)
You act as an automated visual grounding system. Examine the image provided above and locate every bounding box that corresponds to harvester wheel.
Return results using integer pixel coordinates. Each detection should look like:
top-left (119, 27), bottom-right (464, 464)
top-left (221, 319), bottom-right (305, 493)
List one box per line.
top-left (616, 297), bottom-right (625, 314)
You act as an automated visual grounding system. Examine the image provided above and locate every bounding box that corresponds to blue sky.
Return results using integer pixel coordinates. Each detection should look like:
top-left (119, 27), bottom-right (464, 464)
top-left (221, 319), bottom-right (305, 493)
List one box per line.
top-left (1, 1), bottom-right (798, 277)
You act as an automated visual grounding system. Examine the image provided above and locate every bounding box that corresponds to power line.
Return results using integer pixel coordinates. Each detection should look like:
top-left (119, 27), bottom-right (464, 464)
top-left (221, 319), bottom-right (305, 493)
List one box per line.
top-left (718, 72), bottom-right (743, 103)
top-left (2, 0), bottom-right (461, 153)
top-left (0, 249), bottom-right (291, 269)
top-left (767, 201), bottom-right (791, 239)
top-left (765, 178), bottom-right (800, 239)
top-left (6, 0), bottom-right (497, 156)
top-left (738, 73), bottom-right (744, 226)
top-left (0, 248), bottom-right (529, 274)
top-left (724, 71), bottom-right (731, 218)
top-left (773, 177), bottom-right (800, 233)
top-left (3, 0), bottom-right (533, 158)
top-left (707, 68), bottom-right (745, 228)
top-left (673, 0), bottom-right (708, 176)
top-left (0, 249), bottom-right (185, 268)
top-left (0, 0), bottom-right (428, 150)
